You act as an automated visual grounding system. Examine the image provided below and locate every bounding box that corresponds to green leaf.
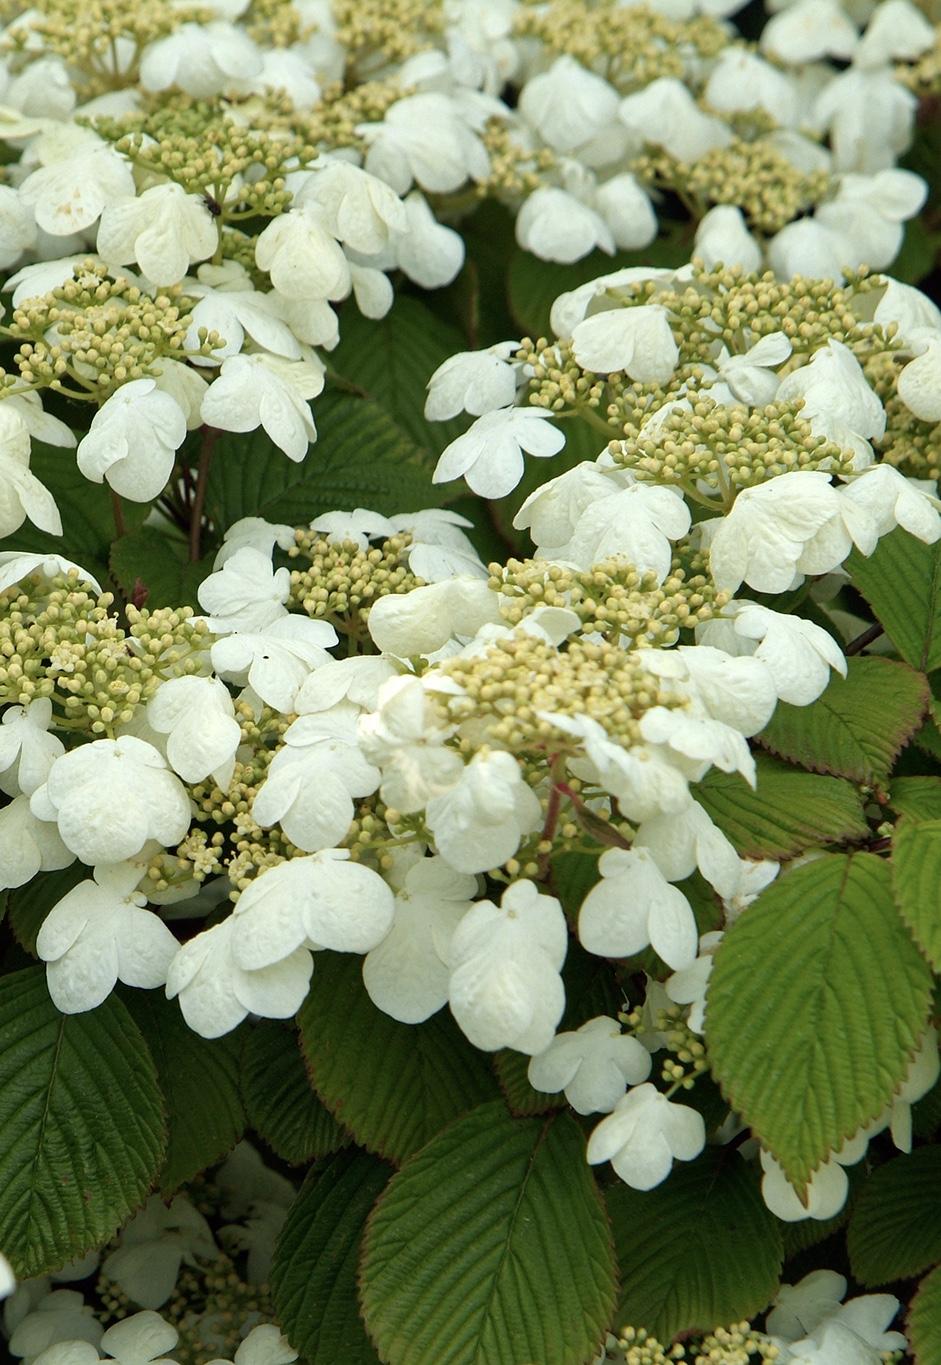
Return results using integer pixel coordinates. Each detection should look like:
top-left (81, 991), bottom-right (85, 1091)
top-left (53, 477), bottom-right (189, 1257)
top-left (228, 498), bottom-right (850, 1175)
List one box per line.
top-left (330, 296), bottom-right (469, 456)
top-left (123, 992), bottom-right (244, 1195)
top-left (848, 530), bottom-right (941, 672)
top-left (707, 854), bottom-right (932, 1190)
top-left (910, 1264), bottom-right (941, 1365)
top-left (889, 777), bottom-right (941, 821)
top-left (7, 864), bottom-right (86, 955)
top-left (360, 1103), bottom-right (617, 1365)
top-left (607, 1148), bottom-right (783, 1342)
top-left (694, 755), bottom-right (869, 859)
top-left (0, 441), bottom-right (148, 586)
top-left (848, 1146), bottom-right (941, 1285)
top-left (757, 658), bottom-right (929, 785)
top-left (109, 526), bottom-right (210, 609)
top-left (507, 231), bottom-right (689, 339)
top-left (271, 1151), bottom-right (388, 1364)
top-left (892, 817), bottom-right (941, 971)
top-left (243, 1020), bottom-right (351, 1165)
top-left (298, 953), bottom-right (499, 1165)
top-left (204, 392), bottom-right (451, 535)
top-left (0, 967), bottom-right (166, 1276)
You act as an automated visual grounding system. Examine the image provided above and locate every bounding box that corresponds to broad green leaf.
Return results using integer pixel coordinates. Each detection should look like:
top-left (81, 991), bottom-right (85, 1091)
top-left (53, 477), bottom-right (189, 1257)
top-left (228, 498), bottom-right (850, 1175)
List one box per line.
top-left (428, 202), bottom-right (518, 348)
top-left (243, 1020), bottom-right (351, 1165)
top-left (892, 817), bottom-right (941, 970)
top-left (0, 441), bottom-right (148, 586)
top-left (707, 854), bottom-right (932, 1189)
top-left (0, 967), bottom-right (166, 1276)
top-left (299, 953), bottom-right (499, 1165)
top-left (124, 992), bottom-right (244, 1195)
top-left (910, 1264), bottom-right (941, 1365)
top-left (694, 756), bottom-right (868, 859)
top-left (757, 658), bottom-right (929, 785)
top-left (914, 1077), bottom-right (941, 1140)
top-left (607, 1149), bottom-right (783, 1342)
top-left (7, 864), bottom-right (86, 955)
top-left (848, 530), bottom-right (941, 672)
top-left (915, 706), bottom-right (941, 761)
top-left (109, 526), bottom-right (210, 608)
top-left (890, 777), bottom-right (941, 821)
top-left (330, 296), bottom-right (468, 456)
top-left (204, 392), bottom-right (451, 534)
top-left (507, 230), bottom-right (689, 339)
top-left (271, 1151), bottom-right (388, 1364)
top-left (360, 1103), bottom-right (617, 1365)
top-left (848, 1146), bottom-right (941, 1285)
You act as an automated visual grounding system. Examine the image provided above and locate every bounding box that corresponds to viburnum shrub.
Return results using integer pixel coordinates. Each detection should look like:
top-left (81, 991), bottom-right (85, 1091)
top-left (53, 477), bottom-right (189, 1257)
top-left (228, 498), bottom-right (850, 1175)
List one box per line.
top-left (3, 0), bottom-right (941, 1363)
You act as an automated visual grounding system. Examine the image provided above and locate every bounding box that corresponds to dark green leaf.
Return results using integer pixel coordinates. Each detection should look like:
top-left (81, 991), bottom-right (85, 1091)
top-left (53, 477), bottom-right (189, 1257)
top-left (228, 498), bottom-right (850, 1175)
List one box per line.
top-left (889, 777), bottom-right (941, 821)
top-left (0, 967), bottom-right (166, 1276)
top-left (361, 1103), bottom-right (617, 1365)
top-left (892, 816), bottom-right (941, 971)
top-left (910, 1263), bottom-right (941, 1364)
top-left (299, 953), bottom-right (499, 1165)
top-left (271, 1151), bottom-right (389, 1364)
top-left (243, 1020), bottom-right (351, 1165)
top-left (109, 526), bottom-right (210, 608)
top-left (848, 1146), bottom-right (941, 1285)
top-left (848, 530), bottom-right (941, 673)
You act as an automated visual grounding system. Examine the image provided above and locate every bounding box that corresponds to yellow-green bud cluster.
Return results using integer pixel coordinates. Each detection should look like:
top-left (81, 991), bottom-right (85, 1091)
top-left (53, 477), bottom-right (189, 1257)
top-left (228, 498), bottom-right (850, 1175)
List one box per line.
top-left (6, 261), bottom-right (216, 398)
top-left (92, 99), bottom-right (304, 214)
top-left (0, 572), bottom-right (207, 734)
top-left (635, 140), bottom-right (830, 234)
top-left (617, 1323), bottom-right (781, 1363)
top-left (491, 553), bottom-right (728, 645)
top-left (513, 1), bottom-right (727, 90)
top-left (333, 0), bottom-right (444, 73)
top-left (286, 77), bottom-right (415, 154)
top-left (654, 1005), bottom-right (709, 1090)
top-left (0, 0), bottom-right (210, 97)
top-left (436, 633), bottom-right (680, 754)
top-left (244, 0), bottom-right (310, 48)
top-left (164, 1256), bottom-right (273, 1365)
top-left (477, 120), bottom-right (557, 200)
top-left (897, 26), bottom-right (941, 94)
top-left (615, 397), bottom-right (854, 489)
top-left (288, 531), bottom-right (424, 626)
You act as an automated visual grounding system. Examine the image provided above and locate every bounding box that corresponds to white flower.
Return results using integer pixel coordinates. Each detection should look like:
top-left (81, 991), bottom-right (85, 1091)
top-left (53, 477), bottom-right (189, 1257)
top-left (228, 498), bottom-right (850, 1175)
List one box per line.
top-left (841, 463), bottom-right (941, 544)
top-left (814, 68), bottom-right (917, 176)
top-left (0, 698), bottom-right (64, 797)
top-left (518, 55), bottom-right (619, 153)
top-left (362, 855), bottom-right (477, 1024)
top-left (528, 1016), bottom-right (652, 1115)
top-left (586, 1083), bottom-right (706, 1189)
top-left (665, 931), bottom-right (723, 1033)
top-left (432, 406), bottom-right (565, 498)
top-left (534, 476), bottom-right (690, 580)
top-left (425, 750), bottom-right (541, 874)
top-left (704, 48), bottom-right (799, 124)
top-left (542, 712), bottom-right (690, 822)
top-left (693, 206), bottom-right (763, 274)
top-left (0, 406), bottom-right (61, 538)
top-left (294, 655), bottom-right (397, 716)
top-left (231, 849), bottom-right (394, 966)
top-left (619, 79), bottom-right (731, 161)
top-left (210, 615), bottom-right (338, 714)
top-left (777, 340), bottom-right (885, 467)
top-left (101, 1196), bottom-right (216, 1309)
top-left (200, 354), bottom-right (323, 461)
top-left (714, 332), bottom-right (792, 406)
top-left (635, 798), bottom-right (742, 899)
top-left (391, 509), bottom-right (486, 581)
top-left (759, 1148), bottom-right (851, 1222)
top-left (392, 190), bottom-right (464, 289)
top-left (814, 169), bottom-right (927, 271)
top-left (644, 643), bottom-right (778, 739)
top-left (198, 545), bottom-right (290, 631)
top-left (888, 1026), bottom-right (940, 1152)
top-left (761, 0), bottom-right (858, 63)
top-left (897, 334), bottom-right (941, 422)
top-left (147, 676), bottom-right (241, 789)
top-left (255, 202), bottom-right (351, 301)
top-left (365, 577), bottom-right (502, 657)
top-left (97, 184), bottom-right (217, 286)
top-left (784, 1296), bottom-right (906, 1365)
top-left (697, 603), bottom-right (846, 706)
top-left (308, 508), bottom-right (395, 550)
top-left (184, 263), bottom-right (302, 366)
top-left (296, 161), bottom-right (407, 254)
top-left (767, 1269), bottom-right (848, 1341)
top-left (448, 880), bottom-right (567, 1054)
top-left (512, 460), bottom-right (615, 548)
top-left (30, 736), bottom-right (190, 865)
top-left (767, 218), bottom-right (847, 282)
top-left (578, 846), bottom-right (698, 970)
top-left (0, 795), bottom-right (73, 891)
top-left (571, 305), bottom-right (678, 383)
top-left (595, 175), bottom-right (657, 252)
top-left (358, 675), bottom-right (463, 813)
top-left (18, 129), bottom-right (135, 235)
top-left (166, 915), bottom-right (312, 1039)
top-left (705, 471), bottom-right (842, 594)
top-left (139, 21), bottom-right (262, 96)
top-left (0, 185), bottom-right (36, 270)
top-left (212, 517), bottom-right (296, 570)
top-left (217, 1324), bottom-right (298, 1365)
top-left (251, 707), bottom-right (380, 852)
top-left (638, 707), bottom-right (755, 786)
top-left (425, 341), bottom-right (520, 421)
top-left (0, 1251), bottom-right (13, 1301)
top-left (97, 1311), bottom-right (178, 1365)
top-left (8, 1290), bottom-right (103, 1360)
top-left (515, 186), bottom-right (614, 263)
top-left (358, 92), bottom-right (489, 195)
top-left (77, 380), bottom-right (187, 502)
top-left (0, 551), bottom-right (100, 597)
top-left (37, 862), bottom-right (178, 1014)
